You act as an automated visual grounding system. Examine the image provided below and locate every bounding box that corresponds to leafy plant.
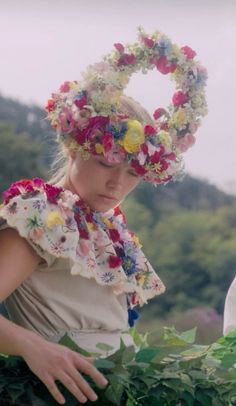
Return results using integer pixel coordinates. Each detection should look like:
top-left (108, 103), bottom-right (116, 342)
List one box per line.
top-left (1, 327), bottom-right (236, 405)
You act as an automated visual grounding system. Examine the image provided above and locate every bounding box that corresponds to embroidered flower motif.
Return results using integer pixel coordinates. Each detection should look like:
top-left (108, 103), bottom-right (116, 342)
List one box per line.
top-left (46, 211), bottom-right (65, 229)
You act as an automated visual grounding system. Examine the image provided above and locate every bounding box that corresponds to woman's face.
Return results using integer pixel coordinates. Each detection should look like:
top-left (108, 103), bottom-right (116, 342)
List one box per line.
top-left (63, 153), bottom-right (141, 212)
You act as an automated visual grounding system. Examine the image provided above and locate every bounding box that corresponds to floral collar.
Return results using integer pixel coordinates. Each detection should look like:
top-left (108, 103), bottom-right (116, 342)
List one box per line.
top-left (2, 178), bottom-right (165, 323)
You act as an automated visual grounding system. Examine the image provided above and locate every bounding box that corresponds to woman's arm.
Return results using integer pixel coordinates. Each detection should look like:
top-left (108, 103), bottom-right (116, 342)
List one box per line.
top-left (0, 228), bottom-right (107, 404)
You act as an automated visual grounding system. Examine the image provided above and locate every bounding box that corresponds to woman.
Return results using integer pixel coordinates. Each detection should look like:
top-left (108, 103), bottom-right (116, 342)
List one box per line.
top-left (0, 28), bottom-right (207, 404)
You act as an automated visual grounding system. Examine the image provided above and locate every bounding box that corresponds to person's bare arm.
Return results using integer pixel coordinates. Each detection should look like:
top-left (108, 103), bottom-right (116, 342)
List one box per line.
top-left (0, 228), bottom-right (107, 404)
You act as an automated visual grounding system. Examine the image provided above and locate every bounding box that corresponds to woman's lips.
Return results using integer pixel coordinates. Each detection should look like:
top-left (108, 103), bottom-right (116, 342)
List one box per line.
top-left (98, 194), bottom-right (118, 202)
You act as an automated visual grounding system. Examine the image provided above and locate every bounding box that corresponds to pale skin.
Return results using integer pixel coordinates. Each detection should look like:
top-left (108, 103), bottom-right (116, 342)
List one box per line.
top-left (0, 153), bottom-right (141, 404)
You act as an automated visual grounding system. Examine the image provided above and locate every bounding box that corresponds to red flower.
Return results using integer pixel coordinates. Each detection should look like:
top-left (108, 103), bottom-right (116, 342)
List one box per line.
top-left (109, 229), bottom-right (120, 242)
top-left (150, 151), bottom-right (161, 164)
top-left (79, 228), bottom-right (89, 240)
top-left (114, 43), bottom-right (124, 53)
top-left (181, 46), bottom-right (196, 60)
top-left (74, 95), bottom-right (87, 109)
top-left (155, 56), bottom-right (176, 74)
top-left (108, 255), bottom-right (122, 268)
top-left (166, 152), bottom-right (176, 161)
top-left (153, 108), bottom-right (166, 120)
top-left (144, 124), bottom-right (156, 135)
top-left (131, 160), bottom-right (147, 176)
top-left (75, 116), bottom-right (109, 146)
top-left (44, 183), bottom-right (63, 204)
top-left (160, 122), bottom-right (169, 131)
top-left (117, 53), bottom-right (136, 67)
top-left (45, 99), bottom-right (55, 113)
top-left (141, 143), bottom-right (148, 154)
top-left (142, 37), bottom-right (155, 48)
top-left (102, 133), bottom-right (113, 152)
top-left (85, 213), bottom-right (93, 223)
top-left (3, 179), bottom-right (38, 204)
top-left (172, 91), bottom-right (188, 107)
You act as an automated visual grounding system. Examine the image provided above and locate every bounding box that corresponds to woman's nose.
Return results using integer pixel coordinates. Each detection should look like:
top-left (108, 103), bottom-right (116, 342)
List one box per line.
top-left (106, 168), bottom-right (124, 190)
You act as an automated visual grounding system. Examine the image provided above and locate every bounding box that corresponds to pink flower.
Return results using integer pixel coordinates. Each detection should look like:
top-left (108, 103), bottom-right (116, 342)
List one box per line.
top-left (108, 255), bottom-right (122, 268)
top-left (58, 108), bottom-right (75, 133)
top-left (44, 183), bottom-right (63, 204)
top-left (28, 228), bottom-right (44, 241)
top-left (155, 56), bottom-right (176, 74)
top-left (153, 108), bottom-right (166, 120)
top-left (172, 91), bottom-right (189, 107)
top-left (181, 46), bottom-right (196, 60)
top-left (114, 43), bottom-right (125, 53)
top-left (59, 81), bottom-right (70, 92)
top-left (144, 124), bottom-right (156, 135)
top-left (174, 134), bottom-right (196, 152)
top-left (77, 239), bottom-right (91, 256)
top-left (142, 37), bottom-right (155, 48)
top-left (109, 228), bottom-right (120, 242)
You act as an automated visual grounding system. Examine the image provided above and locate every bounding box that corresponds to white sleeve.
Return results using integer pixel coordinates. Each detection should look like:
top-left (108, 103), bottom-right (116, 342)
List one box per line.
top-left (223, 276), bottom-right (236, 335)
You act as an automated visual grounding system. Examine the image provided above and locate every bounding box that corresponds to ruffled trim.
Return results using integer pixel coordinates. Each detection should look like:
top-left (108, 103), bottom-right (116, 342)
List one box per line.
top-left (0, 178), bottom-right (165, 306)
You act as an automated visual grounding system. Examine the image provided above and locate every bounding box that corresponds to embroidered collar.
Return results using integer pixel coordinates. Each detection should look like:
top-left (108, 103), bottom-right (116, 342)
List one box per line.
top-left (2, 178), bottom-right (165, 310)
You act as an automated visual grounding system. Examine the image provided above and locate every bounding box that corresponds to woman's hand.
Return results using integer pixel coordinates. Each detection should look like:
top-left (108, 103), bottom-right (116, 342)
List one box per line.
top-left (21, 334), bottom-right (108, 404)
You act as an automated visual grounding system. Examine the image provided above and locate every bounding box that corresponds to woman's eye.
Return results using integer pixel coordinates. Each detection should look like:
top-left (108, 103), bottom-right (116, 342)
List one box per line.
top-left (99, 161), bottom-right (113, 168)
top-left (128, 171), bottom-right (139, 178)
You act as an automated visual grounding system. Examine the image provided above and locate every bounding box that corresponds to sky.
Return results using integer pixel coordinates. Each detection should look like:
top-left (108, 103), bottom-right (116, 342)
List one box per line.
top-left (0, 0), bottom-right (236, 191)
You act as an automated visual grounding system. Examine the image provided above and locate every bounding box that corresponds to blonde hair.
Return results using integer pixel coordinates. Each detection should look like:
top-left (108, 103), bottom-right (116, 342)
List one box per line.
top-left (48, 95), bottom-right (153, 184)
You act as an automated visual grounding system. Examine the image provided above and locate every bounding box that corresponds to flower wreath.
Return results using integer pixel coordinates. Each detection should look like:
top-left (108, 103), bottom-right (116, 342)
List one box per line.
top-left (46, 27), bottom-right (207, 185)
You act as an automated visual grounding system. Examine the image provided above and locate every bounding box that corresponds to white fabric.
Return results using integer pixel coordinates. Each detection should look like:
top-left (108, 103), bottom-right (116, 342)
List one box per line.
top-left (224, 276), bottom-right (236, 335)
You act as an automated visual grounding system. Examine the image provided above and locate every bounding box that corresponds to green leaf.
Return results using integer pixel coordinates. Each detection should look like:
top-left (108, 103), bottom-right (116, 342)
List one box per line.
top-left (122, 346), bottom-right (136, 364)
top-left (96, 342), bottom-right (114, 352)
top-left (93, 359), bottom-right (116, 369)
top-left (220, 353), bottom-right (236, 369)
top-left (58, 334), bottom-right (91, 356)
top-left (135, 348), bottom-right (161, 363)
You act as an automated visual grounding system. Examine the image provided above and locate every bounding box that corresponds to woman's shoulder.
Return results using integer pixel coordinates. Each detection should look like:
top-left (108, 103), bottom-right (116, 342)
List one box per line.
top-left (0, 178), bottom-right (79, 264)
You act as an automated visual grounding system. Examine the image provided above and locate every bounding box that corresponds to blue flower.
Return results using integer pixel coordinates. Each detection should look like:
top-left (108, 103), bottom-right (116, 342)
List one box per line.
top-left (122, 255), bottom-right (137, 276)
top-left (128, 308), bottom-right (139, 327)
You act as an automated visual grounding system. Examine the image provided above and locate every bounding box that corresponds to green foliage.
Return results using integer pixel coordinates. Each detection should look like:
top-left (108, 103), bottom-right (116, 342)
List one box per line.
top-left (0, 122), bottom-right (46, 194)
top-left (122, 184), bottom-right (236, 319)
top-left (2, 327), bottom-right (236, 405)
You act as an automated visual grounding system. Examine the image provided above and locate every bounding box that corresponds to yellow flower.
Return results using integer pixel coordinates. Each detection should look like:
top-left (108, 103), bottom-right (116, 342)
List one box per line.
top-left (46, 211), bottom-right (65, 229)
top-left (158, 130), bottom-right (172, 148)
top-left (119, 120), bottom-right (144, 153)
top-left (102, 217), bottom-right (113, 228)
top-left (171, 108), bottom-right (187, 129)
top-left (138, 274), bottom-right (146, 287)
top-left (132, 234), bottom-right (142, 248)
top-left (87, 222), bottom-right (95, 231)
top-left (95, 143), bottom-right (104, 154)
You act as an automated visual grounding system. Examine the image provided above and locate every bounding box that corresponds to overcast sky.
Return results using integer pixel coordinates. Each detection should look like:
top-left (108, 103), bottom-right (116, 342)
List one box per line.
top-left (1, 0), bottom-right (236, 191)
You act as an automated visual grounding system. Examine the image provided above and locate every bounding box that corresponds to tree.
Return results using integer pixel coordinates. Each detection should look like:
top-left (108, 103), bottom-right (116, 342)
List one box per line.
top-left (0, 122), bottom-right (46, 195)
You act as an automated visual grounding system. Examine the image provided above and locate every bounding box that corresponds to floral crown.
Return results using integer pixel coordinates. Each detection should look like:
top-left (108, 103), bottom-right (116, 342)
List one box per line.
top-left (46, 27), bottom-right (207, 185)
